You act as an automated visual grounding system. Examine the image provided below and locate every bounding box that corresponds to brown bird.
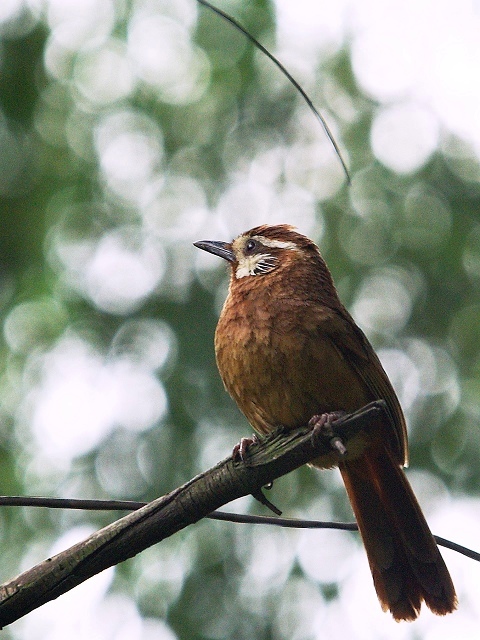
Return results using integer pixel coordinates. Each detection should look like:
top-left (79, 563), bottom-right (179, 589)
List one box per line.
top-left (194, 224), bottom-right (456, 621)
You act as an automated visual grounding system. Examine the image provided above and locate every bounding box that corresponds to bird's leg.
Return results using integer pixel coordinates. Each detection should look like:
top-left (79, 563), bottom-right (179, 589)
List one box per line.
top-left (309, 411), bottom-right (347, 456)
top-left (232, 434), bottom-right (259, 461)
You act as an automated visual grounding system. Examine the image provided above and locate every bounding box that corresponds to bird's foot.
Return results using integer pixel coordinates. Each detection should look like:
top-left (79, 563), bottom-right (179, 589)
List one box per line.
top-left (309, 411), bottom-right (347, 456)
top-left (232, 434), bottom-right (259, 461)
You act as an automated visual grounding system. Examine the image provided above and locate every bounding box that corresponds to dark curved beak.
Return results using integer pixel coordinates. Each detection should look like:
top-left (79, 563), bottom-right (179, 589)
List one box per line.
top-left (194, 240), bottom-right (235, 263)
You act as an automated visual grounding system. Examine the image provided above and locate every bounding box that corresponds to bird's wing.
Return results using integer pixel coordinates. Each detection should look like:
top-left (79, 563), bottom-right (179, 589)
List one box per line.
top-left (327, 307), bottom-right (408, 466)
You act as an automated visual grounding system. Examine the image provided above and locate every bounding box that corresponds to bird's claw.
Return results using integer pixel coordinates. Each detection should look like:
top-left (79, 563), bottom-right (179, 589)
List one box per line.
top-left (309, 411), bottom-right (347, 456)
top-left (232, 434), bottom-right (259, 461)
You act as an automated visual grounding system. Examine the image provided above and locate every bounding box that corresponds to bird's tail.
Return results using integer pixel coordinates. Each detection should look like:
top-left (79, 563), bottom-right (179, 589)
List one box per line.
top-left (339, 449), bottom-right (457, 621)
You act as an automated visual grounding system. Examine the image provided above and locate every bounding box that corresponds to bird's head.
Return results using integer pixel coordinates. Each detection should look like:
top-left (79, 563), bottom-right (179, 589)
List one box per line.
top-left (194, 224), bottom-right (323, 281)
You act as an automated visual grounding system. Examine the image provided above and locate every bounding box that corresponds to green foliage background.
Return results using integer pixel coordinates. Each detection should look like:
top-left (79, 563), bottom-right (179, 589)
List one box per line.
top-left (0, 1), bottom-right (479, 638)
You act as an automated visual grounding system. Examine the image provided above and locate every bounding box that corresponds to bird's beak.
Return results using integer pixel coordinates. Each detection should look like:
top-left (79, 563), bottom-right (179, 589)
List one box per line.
top-left (194, 240), bottom-right (235, 262)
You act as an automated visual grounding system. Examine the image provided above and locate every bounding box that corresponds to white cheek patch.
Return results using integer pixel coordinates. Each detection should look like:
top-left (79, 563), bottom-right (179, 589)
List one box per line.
top-left (235, 255), bottom-right (259, 279)
top-left (235, 253), bottom-right (275, 279)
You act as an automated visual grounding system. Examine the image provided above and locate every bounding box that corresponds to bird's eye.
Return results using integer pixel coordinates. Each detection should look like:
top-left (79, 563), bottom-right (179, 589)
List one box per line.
top-left (245, 239), bottom-right (256, 253)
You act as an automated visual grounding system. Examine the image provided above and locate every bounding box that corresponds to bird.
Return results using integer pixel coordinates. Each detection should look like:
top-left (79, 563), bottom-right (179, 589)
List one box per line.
top-left (194, 224), bottom-right (457, 622)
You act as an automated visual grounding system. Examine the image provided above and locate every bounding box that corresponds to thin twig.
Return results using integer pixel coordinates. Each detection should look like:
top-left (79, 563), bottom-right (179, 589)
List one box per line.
top-left (196, 0), bottom-right (351, 183)
top-left (1, 496), bottom-right (477, 562)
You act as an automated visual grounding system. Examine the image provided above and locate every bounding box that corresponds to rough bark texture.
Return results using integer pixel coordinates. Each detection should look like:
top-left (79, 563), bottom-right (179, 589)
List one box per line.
top-left (0, 401), bottom-right (386, 628)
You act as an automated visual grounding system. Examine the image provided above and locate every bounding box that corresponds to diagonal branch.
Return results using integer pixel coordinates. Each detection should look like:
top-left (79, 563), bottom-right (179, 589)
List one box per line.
top-left (0, 402), bottom-right (385, 628)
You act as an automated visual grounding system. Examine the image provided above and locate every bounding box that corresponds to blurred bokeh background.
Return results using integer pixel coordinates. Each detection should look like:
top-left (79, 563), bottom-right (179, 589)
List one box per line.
top-left (0, 0), bottom-right (479, 638)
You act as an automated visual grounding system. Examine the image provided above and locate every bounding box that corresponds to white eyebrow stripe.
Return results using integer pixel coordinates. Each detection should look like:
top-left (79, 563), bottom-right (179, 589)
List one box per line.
top-left (252, 236), bottom-right (298, 250)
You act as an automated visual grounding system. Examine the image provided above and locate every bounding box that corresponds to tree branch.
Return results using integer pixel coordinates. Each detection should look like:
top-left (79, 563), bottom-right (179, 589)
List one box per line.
top-left (0, 401), bottom-right (385, 628)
